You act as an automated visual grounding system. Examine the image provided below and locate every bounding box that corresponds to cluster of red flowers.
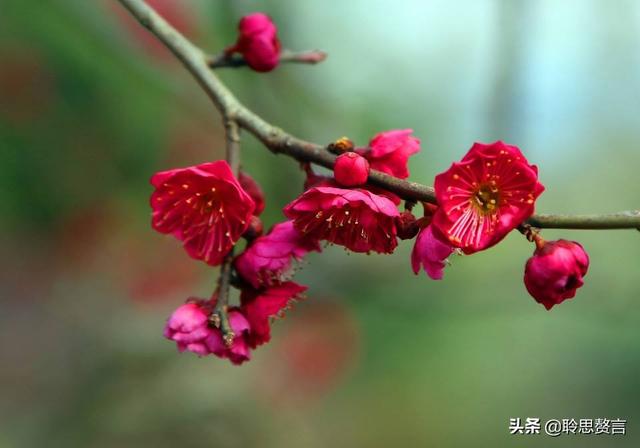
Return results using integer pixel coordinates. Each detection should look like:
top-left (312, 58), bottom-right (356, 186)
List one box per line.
top-left (150, 13), bottom-right (591, 366)
top-left (152, 159), bottom-right (318, 364)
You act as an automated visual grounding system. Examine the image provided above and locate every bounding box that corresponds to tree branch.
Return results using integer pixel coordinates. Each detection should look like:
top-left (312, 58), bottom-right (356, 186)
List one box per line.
top-left (116, 0), bottom-right (640, 231)
top-left (208, 49), bottom-right (327, 69)
top-left (526, 211), bottom-right (640, 229)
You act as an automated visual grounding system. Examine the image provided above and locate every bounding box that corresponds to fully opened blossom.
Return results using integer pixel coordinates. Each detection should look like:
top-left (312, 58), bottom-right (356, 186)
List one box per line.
top-left (334, 152), bottom-right (370, 187)
top-left (432, 141), bottom-right (544, 254)
top-left (235, 220), bottom-right (321, 288)
top-left (411, 225), bottom-right (455, 280)
top-left (357, 129), bottom-right (420, 179)
top-left (283, 186), bottom-right (400, 254)
top-left (524, 239), bottom-right (589, 310)
top-left (227, 13), bottom-right (280, 72)
top-left (241, 281), bottom-right (307, 348)
top-left (150, 160), bottom-right (255, 266)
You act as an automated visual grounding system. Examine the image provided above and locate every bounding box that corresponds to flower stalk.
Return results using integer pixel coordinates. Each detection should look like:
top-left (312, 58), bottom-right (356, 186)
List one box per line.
top-left (212, 252), bottom-right (235, 347)
top-left (208, 49), bottom-right (327, 69)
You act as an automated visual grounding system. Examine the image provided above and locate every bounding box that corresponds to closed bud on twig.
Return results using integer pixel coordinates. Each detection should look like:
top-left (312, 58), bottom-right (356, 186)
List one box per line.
top-left (243, 215), bottom-right (264, 241)
top-left (396, 211), bottom-right (420, 240)
top-left (328, 137), bottom-right (354, 154)
top-left (334, 152), bottom-right (370, 187)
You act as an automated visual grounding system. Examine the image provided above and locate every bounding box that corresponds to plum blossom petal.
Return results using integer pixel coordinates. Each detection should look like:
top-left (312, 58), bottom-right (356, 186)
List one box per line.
top-left (205, 309), bottom-right (252, 365)
top-left (357, 129), bottom-right (420, 179)
top-left (283, 186), bottom-right (400, 254)
top-left (411, 225), bottom-right (455, 280)
top-left (164, 302), bottom-right (214, 357)
top-left (150, 160), bottom-right (255, 266)
top-left (240, 281), bottom-right (307, 348)
top-left (235, 220), bottom-right (321, 288)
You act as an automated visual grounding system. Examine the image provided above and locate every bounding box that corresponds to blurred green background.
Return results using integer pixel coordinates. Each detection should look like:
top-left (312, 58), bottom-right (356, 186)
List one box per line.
top-left (1, 0), bottom-right (639, 447)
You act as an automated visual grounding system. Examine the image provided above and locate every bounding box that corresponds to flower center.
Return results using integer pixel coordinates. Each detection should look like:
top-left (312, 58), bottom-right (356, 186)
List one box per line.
top-left (472, 184), bottom-right (500, 215)
top-left (179, 185), bottom-right (223, 216)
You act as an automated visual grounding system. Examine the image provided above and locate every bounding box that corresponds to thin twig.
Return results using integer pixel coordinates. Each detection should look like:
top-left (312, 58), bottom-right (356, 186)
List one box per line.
top-left (208, 49), bottom-right (327, 69)
top-left (212, 250), bottom-right (235, 346)
top-left (211, 117), bottom-right (242, 346)
top-left (223, 117), bottom-right (241, 173)
top-left (116, 0), bottom-right (640, 231)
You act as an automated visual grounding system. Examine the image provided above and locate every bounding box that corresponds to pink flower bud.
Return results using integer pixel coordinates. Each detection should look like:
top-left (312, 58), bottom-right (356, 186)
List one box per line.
top-left (243, 215), bottom-right (264, 241)
top-left (524, 239), bottom-right (589, 310)
top-left (396, 211), bottom-right (419, 240)
top-left (334, 152), bottom-right (370, 187)
top-left (164, 301), bottom-right (253, 364)
top-left (163, 302), bottom-right (212, 356)
top-left (229, 13), bottom-right (281, 72)
top-left (239, 171), bottom-right (265, 216)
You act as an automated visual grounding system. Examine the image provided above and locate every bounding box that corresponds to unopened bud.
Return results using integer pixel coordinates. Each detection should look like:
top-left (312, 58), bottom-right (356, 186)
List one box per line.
top-left (334, 152), bottom-right (370, 187)
top-left (243, 215), bottom-right (264, 241)
top-left (328, 137), bottom-right (354, 154)
top-left (396, 211), bottom-right (419, 240)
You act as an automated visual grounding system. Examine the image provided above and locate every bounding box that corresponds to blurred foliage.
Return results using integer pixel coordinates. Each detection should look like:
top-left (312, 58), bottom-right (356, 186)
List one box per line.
top-left (1, 1), bottom-right (639, 447)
